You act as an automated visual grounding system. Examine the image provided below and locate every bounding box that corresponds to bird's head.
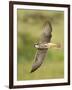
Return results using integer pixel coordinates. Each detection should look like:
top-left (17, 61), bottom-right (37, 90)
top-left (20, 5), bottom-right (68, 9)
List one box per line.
top-left (34, 43), bottom-right (39, 48)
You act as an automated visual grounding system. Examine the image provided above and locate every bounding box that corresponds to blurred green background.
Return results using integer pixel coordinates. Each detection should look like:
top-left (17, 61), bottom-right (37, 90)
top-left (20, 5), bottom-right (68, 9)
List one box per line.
top-left (17, 9), bottom-right (64, 80)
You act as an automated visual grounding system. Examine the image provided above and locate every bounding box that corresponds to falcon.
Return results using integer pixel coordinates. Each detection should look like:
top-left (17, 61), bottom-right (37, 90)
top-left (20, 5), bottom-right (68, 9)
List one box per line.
top-left (30, 21), bottom-right (61, 73)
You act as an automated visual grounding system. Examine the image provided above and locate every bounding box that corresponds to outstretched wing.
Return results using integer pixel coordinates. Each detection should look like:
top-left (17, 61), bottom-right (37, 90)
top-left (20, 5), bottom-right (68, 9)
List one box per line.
top-left (30, 21), bottom-right (52, 73)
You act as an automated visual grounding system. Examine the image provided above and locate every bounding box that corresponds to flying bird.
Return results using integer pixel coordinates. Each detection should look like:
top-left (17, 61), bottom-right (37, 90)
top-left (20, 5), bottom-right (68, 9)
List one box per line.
top-left (30, 21), bottom-right (61, 73)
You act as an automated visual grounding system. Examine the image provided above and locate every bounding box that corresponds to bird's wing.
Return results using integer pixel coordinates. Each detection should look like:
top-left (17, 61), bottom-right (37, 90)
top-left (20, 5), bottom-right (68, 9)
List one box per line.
top-left (30, 21), bottom-right (52, 73)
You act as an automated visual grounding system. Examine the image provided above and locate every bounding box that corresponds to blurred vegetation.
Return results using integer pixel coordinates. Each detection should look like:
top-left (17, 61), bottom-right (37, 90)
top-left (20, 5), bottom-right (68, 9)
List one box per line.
top-left (17, 9), bottom-right (64, 80)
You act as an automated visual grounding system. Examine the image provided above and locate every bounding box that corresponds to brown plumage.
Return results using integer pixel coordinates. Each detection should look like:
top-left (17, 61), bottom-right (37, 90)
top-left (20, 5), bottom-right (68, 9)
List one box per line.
top-left (30, 21), bottom-right (52, 73)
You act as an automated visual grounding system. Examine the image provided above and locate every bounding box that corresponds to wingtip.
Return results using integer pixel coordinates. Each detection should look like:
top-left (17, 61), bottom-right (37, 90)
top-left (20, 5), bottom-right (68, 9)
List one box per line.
top-left (30, 67), bottom-right (38, 73)
top-left (30, 69), bottom-right (35, 73)
top-left (30, 70), bottom-right (33, 73)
